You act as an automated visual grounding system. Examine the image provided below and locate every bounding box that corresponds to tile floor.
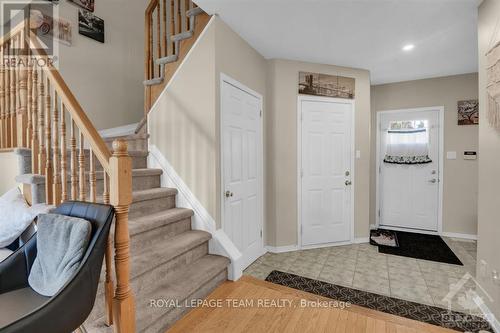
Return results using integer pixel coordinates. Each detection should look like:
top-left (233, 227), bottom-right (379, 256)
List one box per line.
top-left (244, 237), bottom-right (481, 314)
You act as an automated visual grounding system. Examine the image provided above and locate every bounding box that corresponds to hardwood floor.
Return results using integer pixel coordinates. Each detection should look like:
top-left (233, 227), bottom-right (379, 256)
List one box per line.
top-left (167, 276), bottom-right (458, 333)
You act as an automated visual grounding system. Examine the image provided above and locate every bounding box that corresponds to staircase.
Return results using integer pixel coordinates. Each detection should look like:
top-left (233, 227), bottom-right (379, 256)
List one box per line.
top-left (143, 0), bottom-right (210, 111)
top-left (15, 136), bottom-right (229, 333)
top-left (1, 2), bottom-right (230, 332)
top-left (83, 135), bottom-right (229, 333)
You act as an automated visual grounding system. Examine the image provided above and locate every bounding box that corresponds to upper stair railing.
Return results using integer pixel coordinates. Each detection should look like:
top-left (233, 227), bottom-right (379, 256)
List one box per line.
top-left (143, 0), bottom-right (207, 112)
top-left (1, 19), bottom-right (135, 332)
top-left (0, 22), bottom-right (26, 149)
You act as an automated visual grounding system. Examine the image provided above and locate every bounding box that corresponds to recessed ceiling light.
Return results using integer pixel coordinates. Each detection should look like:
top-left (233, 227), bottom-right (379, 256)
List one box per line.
top-left (402, 44), bottom-right (415, 51)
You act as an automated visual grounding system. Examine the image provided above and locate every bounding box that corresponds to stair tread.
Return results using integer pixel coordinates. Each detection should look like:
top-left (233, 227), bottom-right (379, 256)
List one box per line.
top-left (144, 77), bottom-right (164, 86)
top-left (132, 187), bottom-right (178, 203)
top-left (13, 147), bottom-right (148, 156)
top-left (137, 254), bottom-right (229, 322)
top-left (156, 54), bottom-right (178, 65)
top-left (171, 30), bottom-right (194, 42)
top-left (130, 168), bottom-right (163, 176)
top-left (129, 207), bottom-right (193, 236)
top-left (91, 255), bottom-right (228, 332)
top-left (103, 133), bottom-right (149, 142)
top-left (130, 230), bottom-right (212, 280)
top-left (17, 168), bottom-right (161, 184)
top-left (124, 150), bottom-right (149, 156)
top-left (186, 7), bottom-right (204, 17)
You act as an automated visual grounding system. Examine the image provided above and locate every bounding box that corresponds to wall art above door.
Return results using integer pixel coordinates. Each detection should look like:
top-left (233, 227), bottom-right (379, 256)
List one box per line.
top-left (299, 71), bottom-right (355, 99)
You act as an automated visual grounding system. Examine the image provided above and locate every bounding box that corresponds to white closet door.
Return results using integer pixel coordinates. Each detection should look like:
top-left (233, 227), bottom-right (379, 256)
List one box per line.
top-left (301, 99), bottom-right (353, 246)
top-left (222, 80), bottom-right (264, 269)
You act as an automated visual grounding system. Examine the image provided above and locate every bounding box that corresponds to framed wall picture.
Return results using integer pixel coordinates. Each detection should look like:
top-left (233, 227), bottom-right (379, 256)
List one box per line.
top-left (78, 9), bottom-right (104, 43)
top-left (298, 72), bottom-right (355, 99)
top-left (457, 99), bottom-right (479, 125)
top-left (69, 0), bottom-right (95, 12)
top-left (30, 9), bottom-right (72, 46)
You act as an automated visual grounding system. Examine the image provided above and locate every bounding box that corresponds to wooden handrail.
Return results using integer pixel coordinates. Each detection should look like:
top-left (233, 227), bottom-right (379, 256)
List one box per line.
top-left (0, 19), bottom-right (136, 332)
top-left (146, 0), bottom-right (160, 16)
top-left (0, 20), bottom-right (26, 47)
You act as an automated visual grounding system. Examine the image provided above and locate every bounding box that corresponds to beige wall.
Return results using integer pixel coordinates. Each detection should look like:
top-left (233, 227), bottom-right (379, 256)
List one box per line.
top-left (149, 18), bottom-right (217, 219)
top-left (5, 0), bottom-right (149, 130)
top-left (0, 151), bottom-right (19, 196)
top-left (213, 18), bottom-right (268, 226)
top-left (57, 0), bottom-right (149, 130)
top-left (266, 59), bottom-right (372, 246)
top-left (149, 18), bottom-right (372, 244)
top-left (477, 0), bottom-right (500, 318)
top-left (149, 17), bottom-right (267, 226)
top-left (371, 73), bottom-right (479, 236)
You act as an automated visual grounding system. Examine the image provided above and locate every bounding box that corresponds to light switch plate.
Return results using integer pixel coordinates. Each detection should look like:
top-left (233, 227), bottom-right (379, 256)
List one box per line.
top-left (446, 151), bottom-right (457, 160)
top-left (356, 150), bottom-right (361, 159)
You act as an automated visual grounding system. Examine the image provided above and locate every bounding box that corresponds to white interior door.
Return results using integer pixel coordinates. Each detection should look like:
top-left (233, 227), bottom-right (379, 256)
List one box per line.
top-left (379, 109), bottom-right (440, 231)
top-left (221, 78), bottom-right (264, 269)
top-left (300, 98), bottom-right (353, 247)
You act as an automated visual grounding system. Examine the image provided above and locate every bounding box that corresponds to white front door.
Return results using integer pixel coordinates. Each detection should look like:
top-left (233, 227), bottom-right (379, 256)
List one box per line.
top-left (221, 78), bottom-right (264, 269)
top-left (300, 97), bottom-right (353, 247)
top-left (378, 109), bottom-right (440, 231)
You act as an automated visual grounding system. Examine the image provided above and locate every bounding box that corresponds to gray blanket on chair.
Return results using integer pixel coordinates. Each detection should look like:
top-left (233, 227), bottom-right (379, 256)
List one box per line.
top-left (28, 214), bottom-right (92, 297)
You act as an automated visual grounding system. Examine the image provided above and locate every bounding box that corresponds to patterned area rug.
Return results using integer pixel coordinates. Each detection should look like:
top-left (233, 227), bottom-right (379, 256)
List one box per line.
top-left (265, 270), bottom-right (492, 333)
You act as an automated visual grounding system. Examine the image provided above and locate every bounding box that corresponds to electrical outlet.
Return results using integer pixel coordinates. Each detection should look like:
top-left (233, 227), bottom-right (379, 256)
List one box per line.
top-left (480, 260), bottom-right (488, 278)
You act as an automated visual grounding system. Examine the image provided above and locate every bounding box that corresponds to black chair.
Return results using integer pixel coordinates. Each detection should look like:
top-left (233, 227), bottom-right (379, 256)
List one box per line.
top-left (0, 201), bottom-right (114, 333)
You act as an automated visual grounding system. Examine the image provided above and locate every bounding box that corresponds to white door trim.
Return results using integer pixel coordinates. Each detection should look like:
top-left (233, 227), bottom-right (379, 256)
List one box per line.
top-left (297, 95), bottom-right (356, 250)
top-left (375, 106), bottom-right (444, 235)
top-left (219, 73), bottom-right (266, 264)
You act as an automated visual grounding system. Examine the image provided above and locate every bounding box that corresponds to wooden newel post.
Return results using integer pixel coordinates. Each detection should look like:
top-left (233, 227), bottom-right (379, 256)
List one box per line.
top-left (109, 139), bottom-right (136, 333)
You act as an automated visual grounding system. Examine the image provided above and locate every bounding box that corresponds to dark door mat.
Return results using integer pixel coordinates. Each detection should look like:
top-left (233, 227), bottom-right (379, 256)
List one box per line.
top-left (265, 270), bottom-right (492, 333)
top-left (376, 230), bottom-right (463, 265)
top-left (370, 229), bottom-right (399, 247)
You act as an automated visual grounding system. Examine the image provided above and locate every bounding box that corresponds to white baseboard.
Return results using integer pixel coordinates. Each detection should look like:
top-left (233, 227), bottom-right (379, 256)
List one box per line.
top-left (474, 294), bottom-right (500, 332)
top-left (267, 238), bottom-right (368, 253)
top-left (148, 144), bottom-right (242, 280)
top-left (266, 245), bottom-right (299, 253)
top-left (98, 123), bottom-right (138, 138)
top-left (441, 232), bottom-right (478, 241)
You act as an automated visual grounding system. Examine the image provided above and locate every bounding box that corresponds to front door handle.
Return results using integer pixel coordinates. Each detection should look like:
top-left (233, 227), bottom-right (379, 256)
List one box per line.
top-left (345, 180), bottom-right (352, 186)
top-left (225, 191), bottom-right (234, 198)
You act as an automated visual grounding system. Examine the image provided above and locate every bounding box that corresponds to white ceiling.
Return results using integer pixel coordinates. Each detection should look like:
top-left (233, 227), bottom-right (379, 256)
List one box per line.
top-left (195, 0), bottom-right (479, 84)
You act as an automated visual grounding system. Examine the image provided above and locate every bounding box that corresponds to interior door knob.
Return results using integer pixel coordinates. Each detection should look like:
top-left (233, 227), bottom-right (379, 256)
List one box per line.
top-left (428, 179), bottom-right (437, 183)
top-left (345, 180), bottom-right (352, 186)
top-left (225, 191), bottom-right (233, 198)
